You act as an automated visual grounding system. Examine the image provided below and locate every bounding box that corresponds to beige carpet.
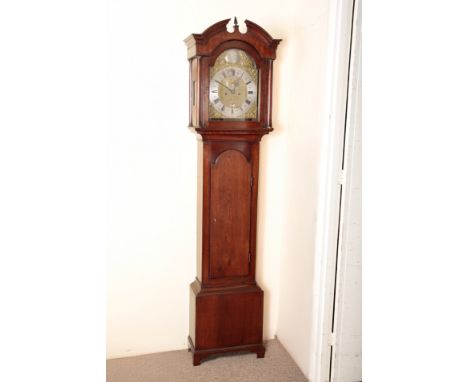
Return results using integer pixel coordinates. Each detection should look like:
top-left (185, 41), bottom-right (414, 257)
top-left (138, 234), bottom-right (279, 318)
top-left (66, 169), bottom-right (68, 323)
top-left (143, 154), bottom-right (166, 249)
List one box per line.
top-left (107, 339), bottom-right (307, 382)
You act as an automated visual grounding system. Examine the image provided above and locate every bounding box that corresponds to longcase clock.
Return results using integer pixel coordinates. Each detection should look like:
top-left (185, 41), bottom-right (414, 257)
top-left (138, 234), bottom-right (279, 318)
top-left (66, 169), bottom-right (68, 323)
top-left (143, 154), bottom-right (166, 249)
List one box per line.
top-left (184, 18), bottom-right (281, 366)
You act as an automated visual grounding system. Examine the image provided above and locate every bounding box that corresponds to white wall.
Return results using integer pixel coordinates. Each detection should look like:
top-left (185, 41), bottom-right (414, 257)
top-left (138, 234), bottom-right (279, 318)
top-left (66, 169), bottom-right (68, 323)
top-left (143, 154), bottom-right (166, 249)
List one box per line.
top-left (273, 0), bottom-right (331, 377)
top-left (107, 0), bottom-right (332, 373)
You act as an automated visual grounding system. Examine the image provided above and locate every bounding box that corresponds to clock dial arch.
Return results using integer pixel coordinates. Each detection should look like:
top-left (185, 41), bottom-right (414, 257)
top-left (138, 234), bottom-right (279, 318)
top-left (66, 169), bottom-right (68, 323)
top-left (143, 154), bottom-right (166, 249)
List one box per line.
top-left (208, 48), bottom-right (259, 121)
top-left (198, 39), bottom-right (270, 129)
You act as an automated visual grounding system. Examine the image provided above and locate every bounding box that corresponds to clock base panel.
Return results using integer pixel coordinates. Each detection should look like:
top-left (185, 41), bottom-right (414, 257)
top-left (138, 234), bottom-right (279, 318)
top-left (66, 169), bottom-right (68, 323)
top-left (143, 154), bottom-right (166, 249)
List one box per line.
top-left (188, 279), bottom-right (264, 366)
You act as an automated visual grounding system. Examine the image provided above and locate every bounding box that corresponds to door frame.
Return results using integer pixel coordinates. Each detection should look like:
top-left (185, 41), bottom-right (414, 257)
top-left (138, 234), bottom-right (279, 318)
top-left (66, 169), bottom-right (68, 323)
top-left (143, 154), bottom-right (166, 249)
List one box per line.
top-left (330, 0), bottom-right (361, 379)
top-left (307, 0), bottom-right (360, 381)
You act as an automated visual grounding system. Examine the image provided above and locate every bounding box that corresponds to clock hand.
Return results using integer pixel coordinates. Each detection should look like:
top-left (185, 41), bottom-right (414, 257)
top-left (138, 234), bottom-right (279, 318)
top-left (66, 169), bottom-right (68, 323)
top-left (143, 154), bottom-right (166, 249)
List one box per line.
top-left (232, 79), bottom-right (241, 94)
top-left (215, 80), bottom-right (234, 94)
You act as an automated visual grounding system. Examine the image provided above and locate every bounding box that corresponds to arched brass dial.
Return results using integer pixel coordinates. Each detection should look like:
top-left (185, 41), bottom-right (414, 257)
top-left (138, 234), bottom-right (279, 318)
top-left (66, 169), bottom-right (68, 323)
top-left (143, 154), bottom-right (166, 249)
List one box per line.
top-left (208, 48), bottom-right (258, 120)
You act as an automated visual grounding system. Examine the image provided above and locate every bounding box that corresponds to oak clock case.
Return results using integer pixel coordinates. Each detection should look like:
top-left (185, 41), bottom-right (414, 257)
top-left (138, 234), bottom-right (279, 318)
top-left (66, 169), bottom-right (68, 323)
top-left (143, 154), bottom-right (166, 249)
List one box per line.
top-left (184, 18), bottom-right (280, 366)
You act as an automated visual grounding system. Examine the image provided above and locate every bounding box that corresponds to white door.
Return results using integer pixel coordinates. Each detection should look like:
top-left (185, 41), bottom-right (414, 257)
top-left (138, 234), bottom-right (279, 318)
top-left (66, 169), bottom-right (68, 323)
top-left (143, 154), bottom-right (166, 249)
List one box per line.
top-left (330, 0), bottom-right (361, 380)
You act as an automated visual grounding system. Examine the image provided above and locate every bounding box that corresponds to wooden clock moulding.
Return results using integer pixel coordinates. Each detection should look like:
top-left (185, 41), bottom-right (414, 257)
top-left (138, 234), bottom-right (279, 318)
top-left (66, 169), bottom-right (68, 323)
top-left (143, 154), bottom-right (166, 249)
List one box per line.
top-left (184, 18), bottom-right (281, 366)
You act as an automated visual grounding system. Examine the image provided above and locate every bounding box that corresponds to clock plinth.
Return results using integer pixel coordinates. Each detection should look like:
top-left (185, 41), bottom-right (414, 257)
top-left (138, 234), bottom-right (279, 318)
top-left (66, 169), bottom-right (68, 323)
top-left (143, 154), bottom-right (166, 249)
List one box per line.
top-left (188, 280), bottom-right (265, 365)
top-left (185, 18), bottom-right (280, 366)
